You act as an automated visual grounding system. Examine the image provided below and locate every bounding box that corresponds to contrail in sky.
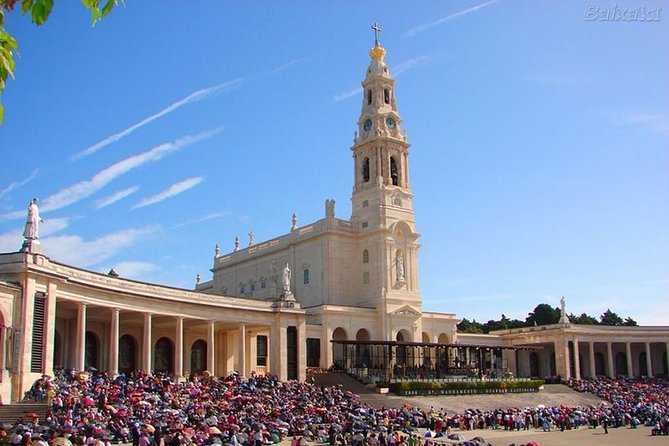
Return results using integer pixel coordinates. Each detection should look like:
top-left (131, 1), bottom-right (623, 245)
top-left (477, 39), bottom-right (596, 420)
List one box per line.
top-left (405, 0), bottom-right (498, 37)
top-left (72, 78), bottom-right (244, 160)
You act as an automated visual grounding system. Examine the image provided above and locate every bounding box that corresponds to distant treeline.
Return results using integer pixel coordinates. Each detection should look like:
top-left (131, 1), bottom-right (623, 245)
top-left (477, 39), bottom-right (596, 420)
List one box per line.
top-left (458, 303), bottom-right (638, 334)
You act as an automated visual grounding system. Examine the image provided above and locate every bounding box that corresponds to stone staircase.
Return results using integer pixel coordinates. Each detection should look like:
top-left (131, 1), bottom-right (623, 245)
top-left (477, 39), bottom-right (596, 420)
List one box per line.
top-left (310, 372), bottom-right (398, 409)
top-left (0, 401), bottom-right (49, 424)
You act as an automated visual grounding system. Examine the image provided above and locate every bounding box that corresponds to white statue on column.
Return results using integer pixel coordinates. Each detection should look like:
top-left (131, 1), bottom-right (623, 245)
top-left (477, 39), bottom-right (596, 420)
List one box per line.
top-left (559, 296), bottom-right (570, 323)
top-left (282, 263), bottom-right (291, 294)
top-left (23, 198), bottom-right (42, 240)
top-left (234, 236), bottom-right (240, 252)
top-left (248, 231), bottom-right (255, 247)
top-left (291, 212), bottom-right (298, 231)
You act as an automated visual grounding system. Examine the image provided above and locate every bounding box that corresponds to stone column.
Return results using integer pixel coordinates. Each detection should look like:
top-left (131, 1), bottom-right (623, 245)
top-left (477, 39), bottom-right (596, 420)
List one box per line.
top-left (645, 342), bottom-right (653, 377)
top-left (626, 342), bottom-right (633, 377)
top-left (174, 317), bottom-right (184, 377)
top-left (588, 341), bottom-right (596, 378)
top-left (207, 321), bottom-right (216, 376)
top-left (321, 326), bottom-right (332, 369)
top-left (142, 313), bottom-right (152, 374)
top-left (298, 318), bottom-right (307, 382)
top-left (109, 308), bottom-right (120, 375)
top-left (606, 342), bottom-right (615, 377)
top-left (270, 322), bottom-right (286, 380)
top-left (237, 323), bottom-right (246, 376)
top-left (76, 303), bottom-right (87, 371)
top-left (573, 338), bottom-right (581, 380)
top-left (43, 282), bottom-right (58, 376)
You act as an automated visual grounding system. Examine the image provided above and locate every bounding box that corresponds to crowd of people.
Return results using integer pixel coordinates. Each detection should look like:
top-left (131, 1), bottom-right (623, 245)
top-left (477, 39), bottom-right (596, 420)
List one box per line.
top-left (4, 370), bottom-right (668, 446)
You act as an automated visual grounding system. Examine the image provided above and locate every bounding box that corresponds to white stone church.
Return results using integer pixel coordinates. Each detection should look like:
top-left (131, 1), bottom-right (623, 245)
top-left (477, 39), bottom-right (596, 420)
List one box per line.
top-left (0, 30), bottom-right (667, 404)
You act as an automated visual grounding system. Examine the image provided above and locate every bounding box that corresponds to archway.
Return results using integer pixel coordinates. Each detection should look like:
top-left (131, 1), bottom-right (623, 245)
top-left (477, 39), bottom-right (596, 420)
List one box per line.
top-left (529, 352), bottom-right (541, 377)
top-left (190, 340), bottom-right (207, 374)
top-left (437, 333), bottom-right (451, 371)
top-left (395, 329), bottom-right (411, 366)
top-left (154, 337), bottom-right (173, 374)
top-left (119, 334), bottom-right (137, 374)
top-left (53, 330), bottom-right (62, 369)
top-left (615, 352), bottom-right (627, 376)
top-left (355, 329), bottom-right (371, 367)
top-left (85, 331), bottom-right (99, 370)
top-left (594, 352), bottom-right (606, 376)
top-left (332, 327), bottom-right (348, 368)
top-left (639, 352), bottom-right (648, 377)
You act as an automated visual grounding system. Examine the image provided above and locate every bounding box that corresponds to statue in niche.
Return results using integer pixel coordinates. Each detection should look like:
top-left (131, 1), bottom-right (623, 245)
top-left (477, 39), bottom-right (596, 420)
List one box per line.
top-left (396, 254), bottom-right (405, 281)
top-left (270, 261), bottom-right (277, 281)
top-left (23, 198), bottom-right (42, 240)
top-left (282, 263), bottom-right (291, 293)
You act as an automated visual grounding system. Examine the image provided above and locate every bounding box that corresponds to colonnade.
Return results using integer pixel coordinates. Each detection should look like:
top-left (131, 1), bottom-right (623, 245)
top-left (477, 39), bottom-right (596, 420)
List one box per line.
top-left (559, 338), bottom-right (669, 380)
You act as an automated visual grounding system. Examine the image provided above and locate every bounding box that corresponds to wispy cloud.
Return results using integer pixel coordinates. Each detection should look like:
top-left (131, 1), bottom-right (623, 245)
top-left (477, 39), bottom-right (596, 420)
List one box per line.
top-left (99, 260), bottom-right (159, 280)
top-left (624, 113), bottom-right (669, 134)
top-left (0, 128), bottom-right (221, 221)
top-left (71, 79), bottom-right (243, 160)
top-left (0, 229), bottom-right (22, 252)
top-left (405, 0), bottom-right (498, 37)
top-left (132, 177), bottom-right (204, 210)
top-left (95, 186), bottom-right (140, 209)
top-left (394, 55), bottom-right (432, 76)
top-left (173, 212), bottom-right (228, 229)
top-left (332, 87), bottom-right (363, 104)
top-left (262, 58), bottom-right (306, 77)
top-left (0, 169), bottom-right (39, 199)
top-left (42, 226), bottom-right (157, 267)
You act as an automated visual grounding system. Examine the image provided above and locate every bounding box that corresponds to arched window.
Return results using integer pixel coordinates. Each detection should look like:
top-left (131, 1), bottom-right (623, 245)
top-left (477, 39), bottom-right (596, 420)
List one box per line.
top-left (85, 332), bottom-right (99, 370)
top-left (154, 337), bottom-right (173, 373)
top-left (362, 157), bottom-right (370, 182)
top-left (615, 351), bottom-right (628, 376)
top-left (367, 89), bottom-right (372, 105)
top-left (119, 335), bottom-right (137, 374)
top-left (191, 340), bottom-right (207, 374)
top-left (390, 156), bottom-right (399, 186)
top-left (384, 88), bottom-right (390, 104)
top-left (362, 249), bottom-right (369, 263)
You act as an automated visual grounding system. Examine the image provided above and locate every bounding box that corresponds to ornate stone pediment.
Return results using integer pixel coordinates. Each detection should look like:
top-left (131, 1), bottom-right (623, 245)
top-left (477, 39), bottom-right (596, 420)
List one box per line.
top-left (391, 305), bottom-right (421, 318)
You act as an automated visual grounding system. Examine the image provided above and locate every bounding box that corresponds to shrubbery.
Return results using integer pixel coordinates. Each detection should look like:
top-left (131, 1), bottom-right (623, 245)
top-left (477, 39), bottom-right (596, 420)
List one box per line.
top-left (389, 379), bottom-right (544, 395)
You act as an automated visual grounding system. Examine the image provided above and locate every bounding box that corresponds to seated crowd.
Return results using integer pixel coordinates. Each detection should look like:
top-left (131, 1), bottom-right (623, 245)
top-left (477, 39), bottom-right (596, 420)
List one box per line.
top-left (5, 371), bottom-right (669, 446)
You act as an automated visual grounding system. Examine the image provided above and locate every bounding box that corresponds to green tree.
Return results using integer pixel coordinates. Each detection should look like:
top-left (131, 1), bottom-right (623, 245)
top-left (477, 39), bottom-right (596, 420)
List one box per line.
top-left (0, 0), bottom-right (118, 122)
top-left (525, 303), bottom-right (560, 326)
top-left (457, 318), bottom-right (484, 334)
top-left (568, 312), bottom-right (599, 325)
top-left (600, 309), bottom-right (624, 326)
top-left (623, 316), bottom-right (638, 326)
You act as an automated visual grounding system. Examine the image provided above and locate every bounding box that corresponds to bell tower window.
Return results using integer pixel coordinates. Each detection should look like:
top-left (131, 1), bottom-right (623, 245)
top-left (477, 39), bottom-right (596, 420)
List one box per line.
top-left (390, 156), bottom-right (399, 186)
top-left (384, 88), bottom-right (390, 104)
top-left (362, 157), bottom-right (370, 182)
top-left (367, 89), bottom-right (373, 105)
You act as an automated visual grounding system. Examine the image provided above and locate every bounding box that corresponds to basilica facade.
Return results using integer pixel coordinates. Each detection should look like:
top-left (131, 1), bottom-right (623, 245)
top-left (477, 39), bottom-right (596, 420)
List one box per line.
top-left (0, 34), bottom-right (667, 404)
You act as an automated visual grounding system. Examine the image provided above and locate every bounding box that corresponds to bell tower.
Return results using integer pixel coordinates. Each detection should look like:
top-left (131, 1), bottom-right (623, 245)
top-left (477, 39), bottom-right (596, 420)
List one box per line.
top-left (351, 24), bottom-right (422, 336)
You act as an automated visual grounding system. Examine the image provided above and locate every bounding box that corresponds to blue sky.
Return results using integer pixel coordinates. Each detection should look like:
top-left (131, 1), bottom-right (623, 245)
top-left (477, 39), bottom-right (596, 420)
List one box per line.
top-left (1, 1), bottom-right (667, 325)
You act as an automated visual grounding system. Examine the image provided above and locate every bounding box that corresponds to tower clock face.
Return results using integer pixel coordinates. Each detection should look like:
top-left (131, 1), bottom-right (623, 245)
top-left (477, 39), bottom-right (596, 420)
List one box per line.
top-left (386, 117), bottom-right (396, 128)
top-left (364, 119), bottom-right (372, 132)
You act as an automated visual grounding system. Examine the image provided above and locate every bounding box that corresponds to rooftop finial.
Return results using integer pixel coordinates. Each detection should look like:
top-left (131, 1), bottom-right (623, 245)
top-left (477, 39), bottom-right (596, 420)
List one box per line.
top-left (369, 23), bottom-right (386, 60)
top-left (372, 22), bottom-right (382, 46)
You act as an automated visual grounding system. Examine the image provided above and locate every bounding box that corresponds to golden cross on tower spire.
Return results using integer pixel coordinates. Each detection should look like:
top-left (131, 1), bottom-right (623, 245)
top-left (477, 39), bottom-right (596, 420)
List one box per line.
top-left (371, 22), bottom-right (382, 45)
